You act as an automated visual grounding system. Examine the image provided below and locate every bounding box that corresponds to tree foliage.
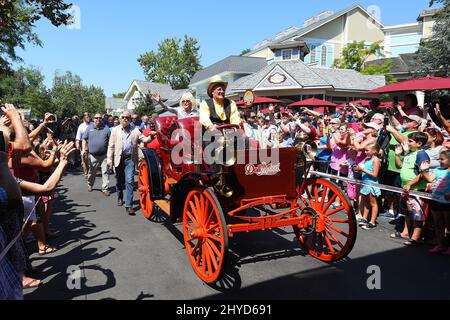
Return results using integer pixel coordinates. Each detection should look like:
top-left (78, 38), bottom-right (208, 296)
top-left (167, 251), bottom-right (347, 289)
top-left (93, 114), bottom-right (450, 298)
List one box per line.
top-left (240, 48), bottom-right (251, 56)
top-left (362, 60), bottom-right (396, 84)
top-left (416, 0), bottom-right (450, 77)
top-left (0, 66), bottom-right (53, 117)
top-left (51, 71), bottom-right (105, 119)
top-left (333, 41), bottom-right (385, 72)
top-left (133, 93), bottom-right (155, 117)
top-left (138, 35), bottom-right (202, 89)
top-left (112, 91), bottom-right (127, 99)
top-left (0, 0), bottom-right (72, 73)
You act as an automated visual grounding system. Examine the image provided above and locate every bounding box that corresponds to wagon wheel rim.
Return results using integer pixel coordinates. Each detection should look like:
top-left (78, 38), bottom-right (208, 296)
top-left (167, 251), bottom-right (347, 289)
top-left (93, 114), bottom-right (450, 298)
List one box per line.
top-left (292, 178), bottom-right (356, 262)
top-left (138, 161), bottom-right (154, 219)
top-left (183, 188), bottom-right (228, 284)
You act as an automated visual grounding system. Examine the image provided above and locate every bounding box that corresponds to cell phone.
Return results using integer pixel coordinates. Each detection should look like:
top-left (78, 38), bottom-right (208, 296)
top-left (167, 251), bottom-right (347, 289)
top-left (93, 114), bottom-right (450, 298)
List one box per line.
top-left (393, 96), bottom-right (399, 105)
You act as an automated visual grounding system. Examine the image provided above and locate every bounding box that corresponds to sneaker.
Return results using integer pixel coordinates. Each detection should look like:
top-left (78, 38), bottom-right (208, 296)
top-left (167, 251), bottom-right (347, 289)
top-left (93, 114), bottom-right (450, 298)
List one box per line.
top-left (355, 213), bottom-right (363, 221)
top-left (358, 218), bottom-right (368, 227)
top-left (379, 210), bottom-right (396, 220)
top-left (102, 190), bottom-right (110, 197)
top-left (362, 223), bottom-right (376, 230)
top-left (88, 186), bottom-right (93, 192)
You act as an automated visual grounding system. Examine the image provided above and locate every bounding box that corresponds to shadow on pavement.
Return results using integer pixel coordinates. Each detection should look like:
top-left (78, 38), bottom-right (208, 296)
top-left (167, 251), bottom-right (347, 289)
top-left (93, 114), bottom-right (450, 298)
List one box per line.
top-left (24, 185), bottom-right (122, 300)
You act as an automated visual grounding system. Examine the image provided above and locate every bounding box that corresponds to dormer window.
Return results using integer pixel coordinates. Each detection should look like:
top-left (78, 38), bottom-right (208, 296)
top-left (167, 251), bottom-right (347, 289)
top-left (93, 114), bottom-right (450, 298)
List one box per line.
top-left (282, 49), bottom-right (292, 60)
top-left (310, 45), bottom-right (317, 63)
top-left (321, 45), bottom-right (327, 66)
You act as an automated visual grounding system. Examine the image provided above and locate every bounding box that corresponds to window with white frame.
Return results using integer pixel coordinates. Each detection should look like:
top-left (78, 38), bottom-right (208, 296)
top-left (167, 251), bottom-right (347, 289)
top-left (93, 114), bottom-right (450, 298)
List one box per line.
top-left (321, 45), bottom-right (327, 66)
top-left (310, 45), bottom-right (316, 63)
top-left (282, 49), bottom-right (292, 60)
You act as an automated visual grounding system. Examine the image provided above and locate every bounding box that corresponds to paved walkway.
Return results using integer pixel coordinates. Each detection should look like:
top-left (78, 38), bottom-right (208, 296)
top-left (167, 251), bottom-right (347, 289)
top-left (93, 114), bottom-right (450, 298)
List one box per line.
top-left (24, 172), bottom-right (450, 300)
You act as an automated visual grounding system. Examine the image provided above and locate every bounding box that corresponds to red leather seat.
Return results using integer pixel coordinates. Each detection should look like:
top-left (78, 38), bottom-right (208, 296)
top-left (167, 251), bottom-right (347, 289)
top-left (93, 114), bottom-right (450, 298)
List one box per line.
top-left (177, 117), bottom-right (200, 144)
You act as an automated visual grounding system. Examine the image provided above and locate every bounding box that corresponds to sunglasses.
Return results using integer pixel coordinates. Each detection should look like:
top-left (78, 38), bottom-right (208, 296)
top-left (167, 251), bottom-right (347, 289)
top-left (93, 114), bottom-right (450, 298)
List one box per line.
top-left (122, 116), bottom-right (131, 120)
top-left (182, 100), bottom-right (192, 104)
top-left (94, 117), bottom-right (102, 120)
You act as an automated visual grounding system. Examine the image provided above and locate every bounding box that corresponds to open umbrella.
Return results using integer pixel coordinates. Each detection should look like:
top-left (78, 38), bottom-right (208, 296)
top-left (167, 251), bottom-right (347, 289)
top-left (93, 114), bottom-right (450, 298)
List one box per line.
top-left (288, 97), bottom-right (337, 108)
top-left (368, 77), bottom-right (450, 94)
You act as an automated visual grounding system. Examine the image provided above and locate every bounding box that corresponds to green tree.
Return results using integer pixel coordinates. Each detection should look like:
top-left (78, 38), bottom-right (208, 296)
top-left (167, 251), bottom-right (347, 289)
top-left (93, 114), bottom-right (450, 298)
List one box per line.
top-left (416, 1), bottom-right (450, 77)
top-left (240, 48), bottom-right (251, 56)
top-left (0, 66), bottom-right (53, 117)
top-left (112, 91), bottom-right (127, 99)
top-left (333, 41), bottom-right (385, 72)
top-left (133, 93), bottom-right (155, 117)
top-left (362, 60), bottom-right (396, 84)
top-left (138, 35), bottom-right (202, 89)
top-left (51, 71), bottom-right (105, 118)
top-left (0, 0), bottom-right (72, 73)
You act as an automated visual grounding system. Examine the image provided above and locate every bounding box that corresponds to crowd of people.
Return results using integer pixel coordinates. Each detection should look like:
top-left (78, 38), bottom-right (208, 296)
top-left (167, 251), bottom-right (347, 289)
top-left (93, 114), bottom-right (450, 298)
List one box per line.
top-left (1, 80), bottom-right (449, 299)
top-left (240, 94), bottom-right (450, 251)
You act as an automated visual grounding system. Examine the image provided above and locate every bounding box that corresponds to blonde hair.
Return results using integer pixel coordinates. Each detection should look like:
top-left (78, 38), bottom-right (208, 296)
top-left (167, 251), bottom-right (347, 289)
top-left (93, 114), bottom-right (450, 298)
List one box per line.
top-left (367, 143), bottom-right (383, 159)
top-left (179, 92), bottom-right (197, 109)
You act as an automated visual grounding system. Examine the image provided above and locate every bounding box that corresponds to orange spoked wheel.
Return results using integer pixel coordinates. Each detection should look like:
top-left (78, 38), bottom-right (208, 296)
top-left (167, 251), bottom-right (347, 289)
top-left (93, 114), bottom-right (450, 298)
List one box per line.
top-left (183, 188), bottom-right (228, 284)
top-left (138, 161), bottom-right (154, 219)
top-left (292, 178), bottom-right (356, 262)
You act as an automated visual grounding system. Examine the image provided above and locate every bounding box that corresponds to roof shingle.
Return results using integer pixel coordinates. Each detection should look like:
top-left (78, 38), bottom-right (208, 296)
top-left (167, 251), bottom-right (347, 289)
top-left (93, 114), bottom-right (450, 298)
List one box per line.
top-left (190, 56), bottom-right (267, 85)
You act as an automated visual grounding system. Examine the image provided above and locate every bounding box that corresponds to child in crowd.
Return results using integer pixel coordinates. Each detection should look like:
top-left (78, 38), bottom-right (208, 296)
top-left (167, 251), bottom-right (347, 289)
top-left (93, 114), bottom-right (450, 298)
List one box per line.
top-left (395, 132), bottom-right (431, 246)
top-left (354, 143), bottom-right (382, 230)
top-left (404, 149), bottom-right (450, 254)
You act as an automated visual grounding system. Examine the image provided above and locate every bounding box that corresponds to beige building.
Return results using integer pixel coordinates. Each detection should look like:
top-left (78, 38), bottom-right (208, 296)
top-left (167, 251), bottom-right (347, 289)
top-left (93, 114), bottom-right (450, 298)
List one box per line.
top-left (245, 4), bottom-right (385, 67)
top-left (122, 80), bottom-right (185, 113)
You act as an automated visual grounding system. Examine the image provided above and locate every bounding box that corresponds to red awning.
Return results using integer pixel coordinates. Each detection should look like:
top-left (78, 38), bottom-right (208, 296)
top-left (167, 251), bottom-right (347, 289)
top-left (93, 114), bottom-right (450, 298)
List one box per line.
top-left (368, 77), bottom-right (450, 94)
top-left (288, 97), bottom-right (337, 108)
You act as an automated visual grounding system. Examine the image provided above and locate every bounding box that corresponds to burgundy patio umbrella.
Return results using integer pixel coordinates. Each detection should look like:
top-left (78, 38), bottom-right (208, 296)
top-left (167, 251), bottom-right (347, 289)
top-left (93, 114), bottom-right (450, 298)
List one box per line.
top-left (288, 97), bottom-right (337, 108)
top-left (368, 77), bottom-right (450, 94)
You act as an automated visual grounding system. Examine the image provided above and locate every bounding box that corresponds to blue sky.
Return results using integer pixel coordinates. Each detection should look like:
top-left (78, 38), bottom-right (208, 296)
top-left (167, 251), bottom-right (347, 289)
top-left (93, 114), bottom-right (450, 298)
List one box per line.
top-left (15, 0), bottom-right (435, 96)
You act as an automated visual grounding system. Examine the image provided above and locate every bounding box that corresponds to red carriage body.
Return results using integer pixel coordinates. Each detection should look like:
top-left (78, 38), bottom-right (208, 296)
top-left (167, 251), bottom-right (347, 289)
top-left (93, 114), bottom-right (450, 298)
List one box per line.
top-left (138, 116), bottom-right (356, 284)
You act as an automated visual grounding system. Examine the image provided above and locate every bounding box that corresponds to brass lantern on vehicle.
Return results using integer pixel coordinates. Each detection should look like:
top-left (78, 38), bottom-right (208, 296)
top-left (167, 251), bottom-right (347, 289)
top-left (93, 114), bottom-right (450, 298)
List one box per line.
top-left (294, 131), bottom-right (317, 177)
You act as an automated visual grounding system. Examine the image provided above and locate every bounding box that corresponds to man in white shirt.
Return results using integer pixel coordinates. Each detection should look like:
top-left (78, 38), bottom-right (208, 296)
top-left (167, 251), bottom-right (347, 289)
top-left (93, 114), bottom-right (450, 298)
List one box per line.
top-left (76, 112), bottom-right (93, 178)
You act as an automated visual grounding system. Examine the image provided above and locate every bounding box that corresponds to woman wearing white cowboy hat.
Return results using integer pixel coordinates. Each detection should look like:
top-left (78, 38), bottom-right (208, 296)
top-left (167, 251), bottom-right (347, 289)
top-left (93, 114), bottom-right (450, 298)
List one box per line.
top-left (199, 76), bottom-right (241, 131)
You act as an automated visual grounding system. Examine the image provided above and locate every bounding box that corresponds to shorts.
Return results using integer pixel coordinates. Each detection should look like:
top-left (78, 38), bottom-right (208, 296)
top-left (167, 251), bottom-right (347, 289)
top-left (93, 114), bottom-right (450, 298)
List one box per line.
top-left (22, 196), bottom-right (37, 223)
top-left (381, 171), bottom-right (401, 187)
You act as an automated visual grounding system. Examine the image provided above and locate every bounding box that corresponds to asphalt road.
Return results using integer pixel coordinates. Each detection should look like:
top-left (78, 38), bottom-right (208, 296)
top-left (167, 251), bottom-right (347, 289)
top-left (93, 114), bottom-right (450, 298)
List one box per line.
top-left (24, 171), bottom-right (450, 300)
